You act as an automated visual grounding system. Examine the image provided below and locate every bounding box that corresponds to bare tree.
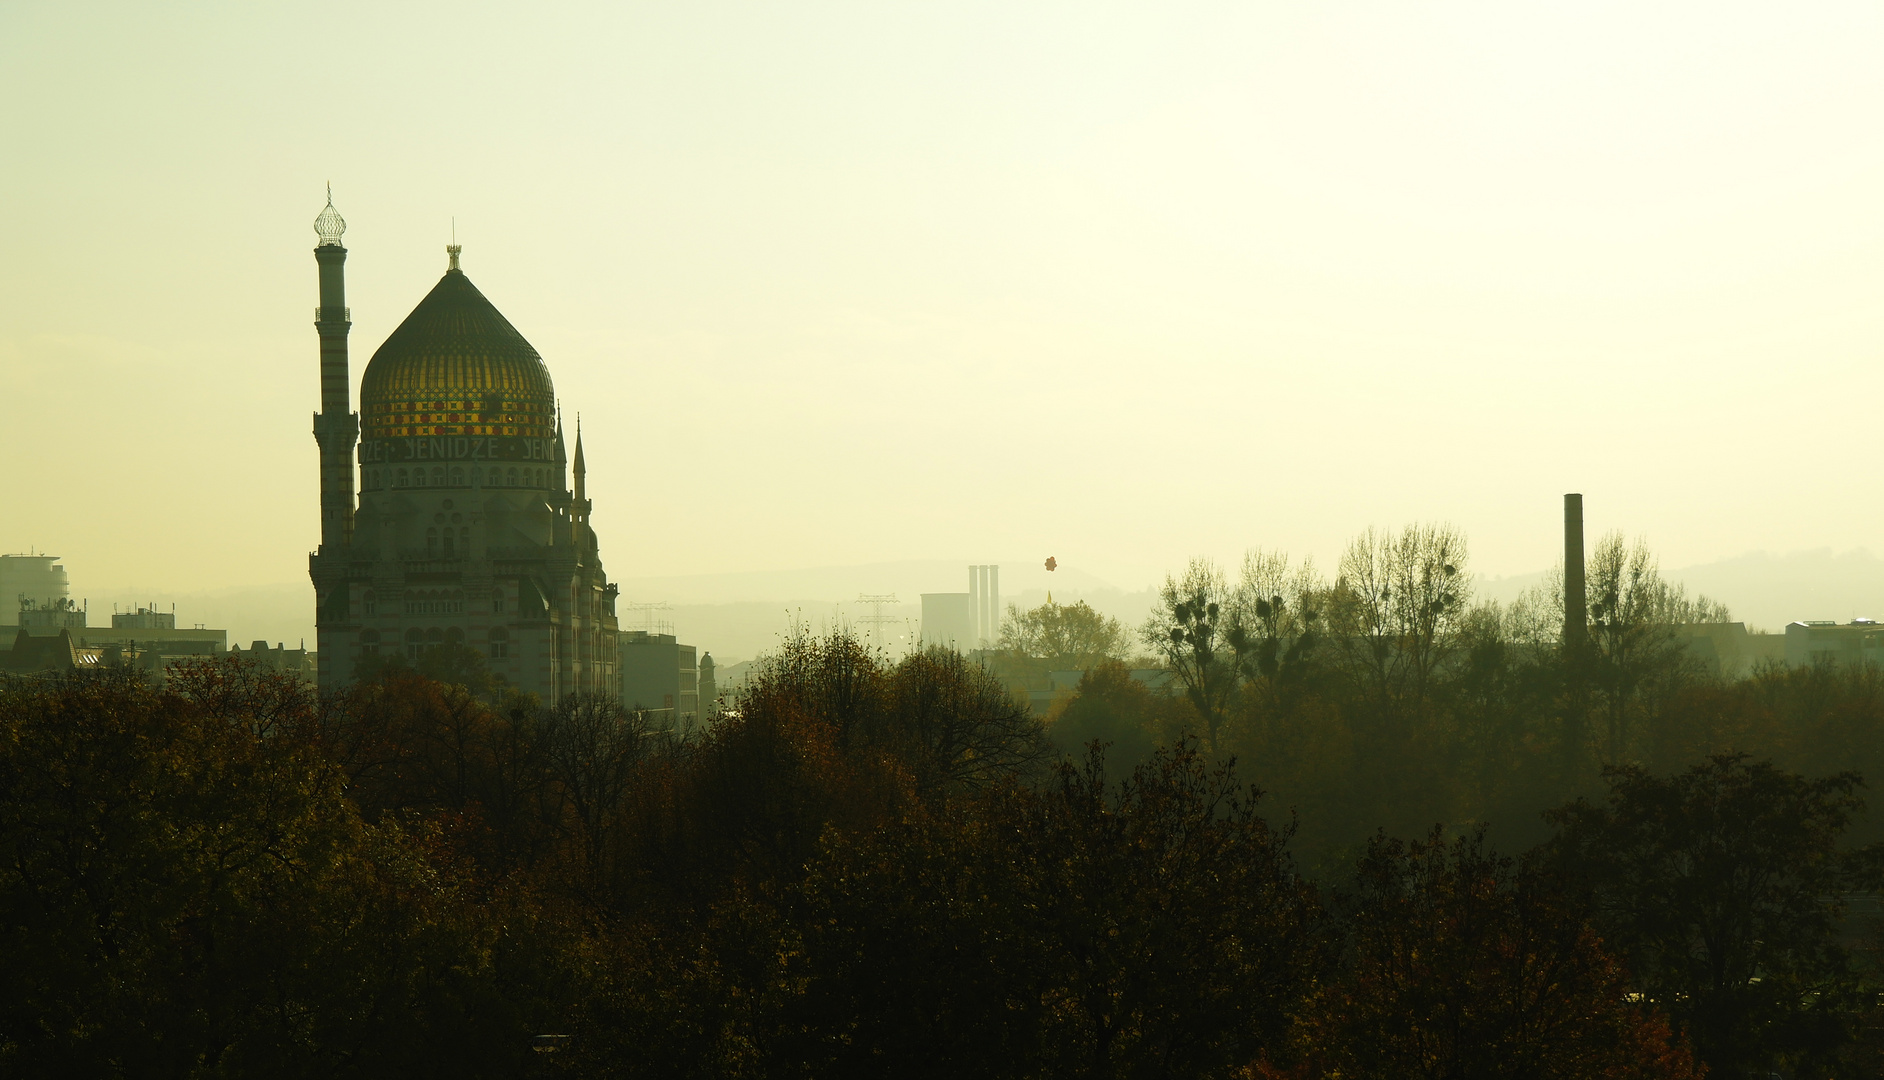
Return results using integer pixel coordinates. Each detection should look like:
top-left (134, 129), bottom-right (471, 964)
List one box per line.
top-left (1141, 558), bottom-right (1237, 753)
top-left (1519, 534), bottom-right (1730, 762)
top-left (1584, 534), bottom-right (1725, 761)
top-left (542, 694), bottom-right (654, 890)
top-left (1326, 524), bottom-right (1471, 718)
top-left (1225, 549), bottom-right (1324, 696)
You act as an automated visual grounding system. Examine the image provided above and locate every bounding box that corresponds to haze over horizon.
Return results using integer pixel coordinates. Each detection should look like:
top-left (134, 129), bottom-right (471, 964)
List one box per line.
top-left (28, 545), bottom-right (1884, 662)
top-left (5, 2), bottom-right (1883, 625)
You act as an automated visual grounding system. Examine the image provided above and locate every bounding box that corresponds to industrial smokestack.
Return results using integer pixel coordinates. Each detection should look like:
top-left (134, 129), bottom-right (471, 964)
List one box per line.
top-left (1564, 493), bottom-right (1586, 649)
top-left (979, 564), bottom-right (993, 646)
top-left (989, 564), bottom-right (999, 646)
top-left (968, 565), bottom-right (984, 646)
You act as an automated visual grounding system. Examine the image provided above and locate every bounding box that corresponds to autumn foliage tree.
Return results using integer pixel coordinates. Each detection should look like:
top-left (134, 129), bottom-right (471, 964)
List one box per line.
top-left (1547, 754), bottom-right (1881, 1078)
top-left (0, 663), bottom-right (562, 1078)
top-left (1270, 828), bottom-right (1698, 1080)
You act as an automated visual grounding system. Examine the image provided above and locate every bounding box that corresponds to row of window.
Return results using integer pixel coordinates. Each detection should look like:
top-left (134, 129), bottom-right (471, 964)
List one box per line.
top-left (363, 588), bottom-right (505, 616)
top-left (362, 465), bottom-right (556, 491)
top-left (360, 626), bottom-right (511, 660)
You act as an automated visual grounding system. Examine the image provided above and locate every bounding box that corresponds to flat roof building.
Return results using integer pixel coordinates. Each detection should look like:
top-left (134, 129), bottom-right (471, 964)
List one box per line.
top-left (621, 630), bottom-right (697, 728)
top-left (1784, 620), bottom-right (1884, 668)
top-left (0, 554), bottom-right (69, 627)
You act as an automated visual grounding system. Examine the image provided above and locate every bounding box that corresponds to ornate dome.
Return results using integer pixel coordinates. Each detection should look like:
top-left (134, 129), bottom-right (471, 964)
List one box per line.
top-left (359, 265), bottom-right (556, 440)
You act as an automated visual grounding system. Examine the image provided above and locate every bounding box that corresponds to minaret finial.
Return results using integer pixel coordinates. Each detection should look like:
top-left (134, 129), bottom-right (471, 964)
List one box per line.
top-left (313, 185), bottom-right (346, 246)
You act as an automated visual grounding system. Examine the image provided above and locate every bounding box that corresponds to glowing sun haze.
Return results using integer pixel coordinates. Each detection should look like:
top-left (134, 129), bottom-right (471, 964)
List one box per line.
top-left (3, 2), bottom-right (1882, 605)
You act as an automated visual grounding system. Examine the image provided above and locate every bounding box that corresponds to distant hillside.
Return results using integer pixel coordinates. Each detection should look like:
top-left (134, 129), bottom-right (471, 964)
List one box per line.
top-left (1666, 550), bottom-right (1884, 633)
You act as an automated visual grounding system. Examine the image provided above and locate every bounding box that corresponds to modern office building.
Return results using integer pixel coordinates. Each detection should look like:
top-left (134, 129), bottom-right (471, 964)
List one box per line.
top-left (1783, 620), bottom-right (1884, 668)
top-left (88, 607), bottom-right (228, 657)
top-left (16, 597), bottom-right (87, 634)
top-left (6, 596), bottom-right (230, 676)
top-left (620, 630), bottom-right (697, 727)
top-left (304, 192), bottom-right (619, 701)
top-left (0, 554), bottom-right (69, 626)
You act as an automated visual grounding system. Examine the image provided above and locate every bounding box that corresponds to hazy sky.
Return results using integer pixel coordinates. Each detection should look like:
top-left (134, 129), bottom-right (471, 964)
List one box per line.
top-left (4, 1), bottom-right (1883, 603)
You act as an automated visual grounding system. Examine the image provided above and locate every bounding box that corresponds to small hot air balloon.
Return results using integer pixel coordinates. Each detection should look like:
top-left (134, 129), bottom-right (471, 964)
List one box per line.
top-left (1045, 556), bottom-right (1058, 572)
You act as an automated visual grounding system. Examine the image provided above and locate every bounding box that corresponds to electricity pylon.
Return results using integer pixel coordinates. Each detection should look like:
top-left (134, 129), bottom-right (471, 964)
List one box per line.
top-left (856, 593), bottom-right (900, 655)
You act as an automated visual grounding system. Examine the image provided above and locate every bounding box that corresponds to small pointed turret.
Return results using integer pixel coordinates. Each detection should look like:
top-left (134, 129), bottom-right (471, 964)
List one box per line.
top-left (573, 424), bottom-right (586, 496)
top-left (572, 421), bottom-right (589, 527)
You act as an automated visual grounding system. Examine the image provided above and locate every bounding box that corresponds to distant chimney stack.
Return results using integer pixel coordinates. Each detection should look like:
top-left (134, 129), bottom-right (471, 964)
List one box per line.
top-left (1564, 493), bottom-right (1586, 649)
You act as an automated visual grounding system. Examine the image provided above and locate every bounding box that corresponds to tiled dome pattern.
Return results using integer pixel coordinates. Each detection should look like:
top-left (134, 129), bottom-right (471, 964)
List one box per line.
top-left (359, 270), bottom-right (556, 439)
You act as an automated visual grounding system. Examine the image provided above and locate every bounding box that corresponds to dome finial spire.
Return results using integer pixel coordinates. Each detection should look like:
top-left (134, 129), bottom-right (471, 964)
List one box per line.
top-left (446, 217), bottom-right (461, 271)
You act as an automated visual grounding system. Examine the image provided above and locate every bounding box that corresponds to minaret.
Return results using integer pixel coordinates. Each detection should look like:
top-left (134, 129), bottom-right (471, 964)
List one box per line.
top-left (312, 188), bottom-right (357, 548)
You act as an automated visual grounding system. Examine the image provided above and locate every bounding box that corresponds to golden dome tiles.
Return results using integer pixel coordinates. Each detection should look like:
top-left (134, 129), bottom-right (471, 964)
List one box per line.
top-left (358, 269), bottom-right (556, 438)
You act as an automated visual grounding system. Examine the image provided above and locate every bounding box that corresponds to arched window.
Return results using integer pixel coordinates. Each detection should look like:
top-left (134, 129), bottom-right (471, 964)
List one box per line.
top-left (405, 627), bottom-right (424, 659)
top-left (442, 529), bottom-right (455, 557)
top-left (450, 466), bottom-right (464, 486)
top-left (507, 467), bottom-right (518, 486)
top-left (431, 466), bottom-right (445, 485)
top-left (396, 468), bottom-right (409, 487)
top-left (360, 629), bottom-right (380, 656)
top-left (426, 527), bottom-right (439, 555)
top-left (491, 587), bottom-right (504, 614)
top-left (459, 527), bottom-right (470, 553)
top-left (363, 590), bottom-right (377, 617)
top-left (488, 627), bottom-right (509, 659)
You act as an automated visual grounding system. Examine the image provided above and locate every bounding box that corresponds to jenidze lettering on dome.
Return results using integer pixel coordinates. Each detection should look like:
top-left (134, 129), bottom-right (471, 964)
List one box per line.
top-left (357, 436), bottom-right (557, 464)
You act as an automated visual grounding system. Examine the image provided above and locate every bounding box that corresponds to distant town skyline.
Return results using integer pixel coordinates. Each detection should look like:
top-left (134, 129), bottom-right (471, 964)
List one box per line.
top-left (4, 2), bottom-right (1883, 601)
